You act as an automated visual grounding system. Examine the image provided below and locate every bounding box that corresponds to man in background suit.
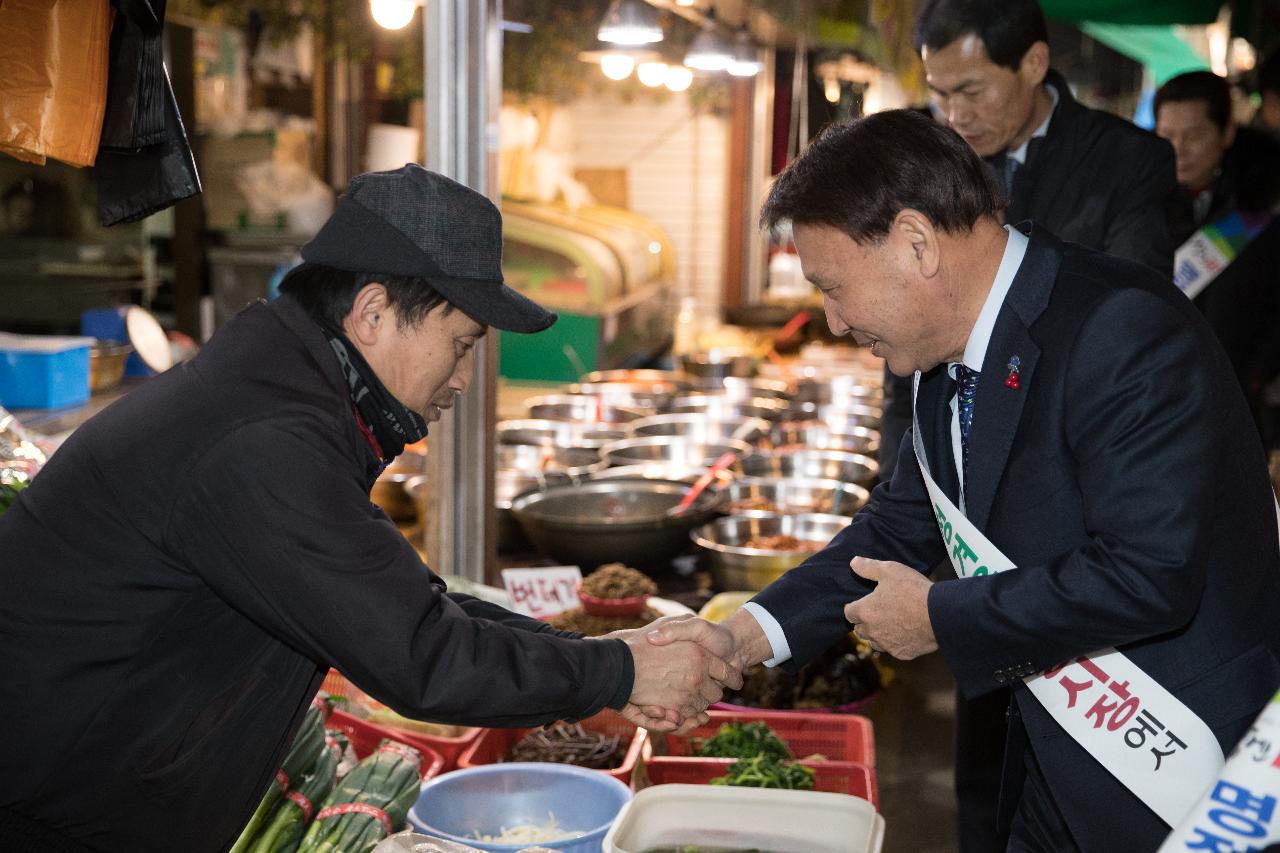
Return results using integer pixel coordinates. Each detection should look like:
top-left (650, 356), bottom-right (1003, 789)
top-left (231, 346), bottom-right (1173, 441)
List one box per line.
top-left (660, 109), bottom-right (1280, 851)
top-left (874, 3), bottom-right (1180, 846)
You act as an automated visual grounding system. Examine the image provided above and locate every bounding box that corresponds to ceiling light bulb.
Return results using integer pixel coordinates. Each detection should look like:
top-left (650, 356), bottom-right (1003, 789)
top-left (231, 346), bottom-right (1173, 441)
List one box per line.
top-left (637, 61), bottom-right (668, 87)
top-left (370, 0), bottom-right (416, 30)
top-left (665, 65), bottom-right (694, 92)
top-left (598, 0), bottom-right (663, 45)
top-left (601, 53), bottom-right (636, 80)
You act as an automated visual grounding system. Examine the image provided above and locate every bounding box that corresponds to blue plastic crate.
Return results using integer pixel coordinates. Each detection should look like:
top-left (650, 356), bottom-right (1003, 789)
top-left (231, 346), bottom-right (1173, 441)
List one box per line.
top-left (0, 334), bottom-right (93, 409)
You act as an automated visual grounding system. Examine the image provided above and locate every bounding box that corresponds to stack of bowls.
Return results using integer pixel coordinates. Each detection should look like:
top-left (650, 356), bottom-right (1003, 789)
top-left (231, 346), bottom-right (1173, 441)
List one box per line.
top-left (772, 422), bottom-right (881, 457)
top-left (666, 394), bottom-right (789, 423)
top-left (677, 350), bottom-right (759, 380)
top-left (524, 393), bottom-right (647, 428)
top-left (568, 380), bottom-right (682, 412)
top-left (601, 436), bottom-right (754, 468)
top-left (497, 419), bottom-right (626, 451)
top-left (629, 413), bottom-right (771, 446)
top-left (690, 376), bottom-right (793, 403)
top-left (738, 448), bottom-right (879, 489)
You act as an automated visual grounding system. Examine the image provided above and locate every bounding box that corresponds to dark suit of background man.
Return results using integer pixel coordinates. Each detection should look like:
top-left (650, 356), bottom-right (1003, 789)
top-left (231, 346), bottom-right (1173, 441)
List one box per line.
top-left (692, 108), bottom-right (1279, 853)
top-left (872, 3), bottom-right (1179, 848)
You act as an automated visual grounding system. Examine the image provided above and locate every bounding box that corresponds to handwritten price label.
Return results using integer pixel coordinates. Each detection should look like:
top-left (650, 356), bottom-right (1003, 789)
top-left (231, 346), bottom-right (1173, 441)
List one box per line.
top-left (501, 566), bottom-right (583, 618)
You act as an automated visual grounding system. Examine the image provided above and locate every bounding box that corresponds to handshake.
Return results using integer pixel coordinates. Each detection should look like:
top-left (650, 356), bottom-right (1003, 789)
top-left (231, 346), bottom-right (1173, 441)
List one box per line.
top-left (606, 611), bottom-right (771, 735)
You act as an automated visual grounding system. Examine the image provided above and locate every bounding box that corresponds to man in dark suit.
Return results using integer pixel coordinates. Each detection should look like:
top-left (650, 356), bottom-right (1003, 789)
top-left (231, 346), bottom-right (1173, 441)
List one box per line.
top-left (874, 3), bottom-right (1181, 847)
top-left (659, 109), bottom-right (1280, 851)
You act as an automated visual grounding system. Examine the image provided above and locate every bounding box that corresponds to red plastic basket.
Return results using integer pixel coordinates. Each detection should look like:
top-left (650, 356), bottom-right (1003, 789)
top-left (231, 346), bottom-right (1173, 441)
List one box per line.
top-left (643, 758), bottom-right (878, 807)
top-left (651, 708), bottom-right (875, 767)
top-left (457, 708), bottom-right (647, 784)
top-left (326, 712), bottom-right (444, 781)
top-left (321, 670), bottom-right (481, 771)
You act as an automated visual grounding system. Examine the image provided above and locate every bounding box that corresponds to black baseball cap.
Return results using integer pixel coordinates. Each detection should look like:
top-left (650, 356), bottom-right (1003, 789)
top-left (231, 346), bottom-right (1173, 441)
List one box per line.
top-left (301, 164), bottom-right (556, 333)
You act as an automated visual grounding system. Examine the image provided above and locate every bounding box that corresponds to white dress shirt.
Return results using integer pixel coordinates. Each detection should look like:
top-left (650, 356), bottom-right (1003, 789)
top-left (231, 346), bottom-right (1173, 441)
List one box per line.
top-left (744, 225), bottom-right (1030, 667)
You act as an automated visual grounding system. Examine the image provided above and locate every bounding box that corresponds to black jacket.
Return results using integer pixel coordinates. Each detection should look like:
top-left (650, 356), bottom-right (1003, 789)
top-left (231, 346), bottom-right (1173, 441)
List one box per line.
top-left (881, 71), bottom-right (1178, 478)
top-left (1169, 126), bottom-right (1280, 412)
top-left (0, 295), bottom-right (632, 852)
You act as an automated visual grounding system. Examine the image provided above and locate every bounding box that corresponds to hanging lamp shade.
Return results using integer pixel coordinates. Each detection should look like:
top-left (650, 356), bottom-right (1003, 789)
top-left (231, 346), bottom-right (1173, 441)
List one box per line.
top-left (598, 0), bottom-right (663, 45)
top-left (684, 10), bottom-right (733, 71)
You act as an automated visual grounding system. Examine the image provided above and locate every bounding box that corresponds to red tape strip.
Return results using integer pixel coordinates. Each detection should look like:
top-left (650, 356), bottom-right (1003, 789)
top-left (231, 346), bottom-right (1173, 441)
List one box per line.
top-left (377, 741), bottom-right (422, 769)
top-left (275, 769), bottom-right (290, 791)
top-left (315, 802), bottom-right (392, 834)
top-left (285, 790), bottom-right (314, 823)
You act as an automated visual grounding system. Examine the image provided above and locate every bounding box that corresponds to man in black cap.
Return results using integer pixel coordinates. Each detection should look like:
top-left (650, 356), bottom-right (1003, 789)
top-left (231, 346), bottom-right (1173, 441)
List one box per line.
top-left (0, 165), bottom-right (737, 852)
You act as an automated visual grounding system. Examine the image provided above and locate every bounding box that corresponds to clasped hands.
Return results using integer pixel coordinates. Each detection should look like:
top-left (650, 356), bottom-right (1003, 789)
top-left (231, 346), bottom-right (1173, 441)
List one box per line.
top-left (607, 614), bottom-right (748, 735)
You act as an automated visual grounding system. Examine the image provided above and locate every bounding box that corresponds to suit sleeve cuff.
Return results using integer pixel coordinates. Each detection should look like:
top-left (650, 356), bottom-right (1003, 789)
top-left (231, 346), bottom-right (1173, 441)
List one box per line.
top-left (604, 638), bottom-right (634, 711)
top-left (741, 602), bottom-right (792, 668)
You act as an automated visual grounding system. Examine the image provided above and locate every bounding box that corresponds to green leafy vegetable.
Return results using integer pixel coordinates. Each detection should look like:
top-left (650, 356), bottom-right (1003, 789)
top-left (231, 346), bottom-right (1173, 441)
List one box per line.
top-left (709, 754), bottom-right (815, 790)
top-left (692, 721), bottom-right (792, 761)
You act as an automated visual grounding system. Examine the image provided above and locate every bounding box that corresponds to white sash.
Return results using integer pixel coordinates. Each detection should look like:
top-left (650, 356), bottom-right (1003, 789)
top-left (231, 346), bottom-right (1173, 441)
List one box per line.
top-left (1157, 689), bottom-right (1280, 851)
top-left (911, 371), bottom-right (1224, 826)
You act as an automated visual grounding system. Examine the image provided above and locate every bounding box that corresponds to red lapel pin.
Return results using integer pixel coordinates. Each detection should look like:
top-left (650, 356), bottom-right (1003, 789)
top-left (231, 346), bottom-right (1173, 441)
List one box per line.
top-left (1005, 355), bottom-right (1021, 390)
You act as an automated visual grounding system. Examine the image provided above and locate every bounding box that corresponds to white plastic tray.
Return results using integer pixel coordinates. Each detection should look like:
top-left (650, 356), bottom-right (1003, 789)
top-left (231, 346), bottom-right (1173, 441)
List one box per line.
top-left (602, 783), bottom-right (884, 853)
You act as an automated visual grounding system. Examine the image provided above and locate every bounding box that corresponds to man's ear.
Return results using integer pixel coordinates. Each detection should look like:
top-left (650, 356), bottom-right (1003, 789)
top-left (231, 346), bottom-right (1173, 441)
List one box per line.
top-left (894, 209), bottom-right (940, 279)
top-left (345, 282), bottom-right (390, 347)
top-left (1018, 41), bottom-right (1049, 88)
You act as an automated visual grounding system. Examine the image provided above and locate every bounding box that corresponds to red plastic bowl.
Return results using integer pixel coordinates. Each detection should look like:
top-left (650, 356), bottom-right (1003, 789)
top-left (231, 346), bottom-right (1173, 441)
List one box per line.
top-left (577, 586), bottom-right (650, 617)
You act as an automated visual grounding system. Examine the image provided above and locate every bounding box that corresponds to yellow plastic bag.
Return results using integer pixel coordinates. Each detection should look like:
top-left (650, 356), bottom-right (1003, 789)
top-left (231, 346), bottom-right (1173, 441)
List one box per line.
top-left (0, 0), bottom-right (113, 167)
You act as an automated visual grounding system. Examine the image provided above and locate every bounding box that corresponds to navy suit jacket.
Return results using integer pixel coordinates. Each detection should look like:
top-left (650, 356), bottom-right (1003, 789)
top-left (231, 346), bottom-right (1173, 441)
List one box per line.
top-left (752, 226), bottom-right (1280, 851)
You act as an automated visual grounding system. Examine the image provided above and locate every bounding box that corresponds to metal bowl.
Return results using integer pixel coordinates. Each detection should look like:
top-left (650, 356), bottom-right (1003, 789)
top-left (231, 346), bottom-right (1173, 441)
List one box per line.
top-left (510, 478), bottom-right (726, 568)
top-left (601, 436), bottom-right (754, 468)
top-left (582, 369), bottom-right (693, 392)
top-left (523, 394), bottom-right (648, 426)
top-left (567, 381), bottom-right (679, 411)
top-left (690, 376), bottom-right (793, 402)
top-left (677, 351), bottom-right (759, 379)
top-left (771, 422), bottom-right (881, 457)
top-left (629, 413), bottom-right (771, 445)
top-left (667, 394), bottom-right (790, 422)
top-left (370, 452), bottom-right (428, 523)
top-left (737, 448), bottom-right (879, 487)
top-left (496, 419), bottom-right (627, 450)
top-left (589, 463), bottom-right (736, 490)
top-left (791, 376), bottom-right (883, 408)
top-left (692, 512), bottom-right (851, 590)
top-left (784, 402), bottom-right (882, 431)
top-left (495, 443), bottom-right (606, 480)
top-left (724, 476), bottom-right (869, 517)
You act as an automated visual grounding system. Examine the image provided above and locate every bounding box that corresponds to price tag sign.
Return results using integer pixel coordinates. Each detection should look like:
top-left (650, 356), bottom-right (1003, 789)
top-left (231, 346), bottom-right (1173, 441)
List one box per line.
top-left (501, 566), bottom-right (583, 619)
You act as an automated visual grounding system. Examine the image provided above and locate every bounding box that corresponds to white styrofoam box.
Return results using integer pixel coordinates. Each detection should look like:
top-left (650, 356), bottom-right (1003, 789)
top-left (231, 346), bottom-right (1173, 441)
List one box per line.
top-left (602, 784), bottom-right (884, 853)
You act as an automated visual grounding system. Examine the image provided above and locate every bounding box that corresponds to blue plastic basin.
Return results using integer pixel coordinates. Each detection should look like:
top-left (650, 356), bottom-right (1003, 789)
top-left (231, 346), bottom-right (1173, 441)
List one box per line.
top-left (408, 762), bottom-right (632, 853)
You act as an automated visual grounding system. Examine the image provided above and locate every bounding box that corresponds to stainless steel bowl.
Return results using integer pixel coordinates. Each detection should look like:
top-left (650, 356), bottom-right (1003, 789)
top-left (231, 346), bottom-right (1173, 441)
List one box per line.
top-left (737, 448), bottom-right (879, 487)
top-left (523, 394), bottom-right (648, 426)
top-left (495, 443), bottom-right (607, 480)
top-left (601, 436), bottom-right (754, 467)
top-left (692, 512), bottom-right (851, 590)
top-left (784, 402), bottom-right (882, 432)
top-left (690, 376), bottom-right (793, 402)
top-left (370, 452), bottom-right (428, 523)
top-left (581, 369), bottom-right (693, 392)
top-left (771, 422), bottom-right (881, 457)
top-left (666, 394), bottom-right (789, 422)
top-left (724, 476), bottom-right (869, 517)
top-left (510, 478), bottom-right (726, 568)
top-left (629, 413), bottom-right (771, 445)
top-left (791, 376), bottom-right (883, 408)
top-left (677, 351), bottom-right (759, 379)
top-left (567, 381), bottom-right (680, 411)
top-left (497, 419), bottom-right (627, 450)
top-left (589, 462), bottom-right (736, 490)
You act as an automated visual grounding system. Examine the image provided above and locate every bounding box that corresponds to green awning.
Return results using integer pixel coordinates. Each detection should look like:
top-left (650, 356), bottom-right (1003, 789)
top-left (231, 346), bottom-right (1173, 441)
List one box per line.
top-left (1078, 22), bottom-right (1209, 85)
top-left (1041, 0), bottom-right (1222, 26)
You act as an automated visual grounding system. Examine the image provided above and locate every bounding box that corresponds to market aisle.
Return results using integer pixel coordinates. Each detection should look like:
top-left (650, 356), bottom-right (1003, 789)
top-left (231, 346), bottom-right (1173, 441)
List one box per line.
top-left (864, 652), bottom-right (959, 853)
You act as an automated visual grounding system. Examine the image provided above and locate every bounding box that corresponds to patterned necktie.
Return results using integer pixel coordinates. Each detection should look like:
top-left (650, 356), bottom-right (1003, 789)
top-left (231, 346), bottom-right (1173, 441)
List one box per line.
top-left (956, 365), bottom-right (980, 485)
